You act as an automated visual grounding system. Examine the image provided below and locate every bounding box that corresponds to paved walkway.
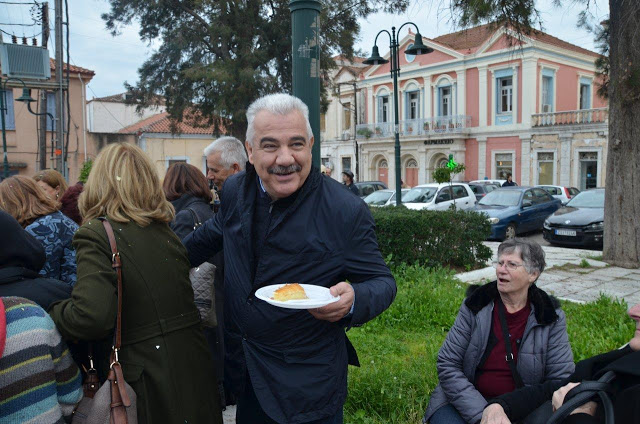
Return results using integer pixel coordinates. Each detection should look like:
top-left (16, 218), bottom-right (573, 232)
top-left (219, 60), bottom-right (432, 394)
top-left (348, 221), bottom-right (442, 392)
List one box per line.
top-left (457, 242), bottom-right (640, 306)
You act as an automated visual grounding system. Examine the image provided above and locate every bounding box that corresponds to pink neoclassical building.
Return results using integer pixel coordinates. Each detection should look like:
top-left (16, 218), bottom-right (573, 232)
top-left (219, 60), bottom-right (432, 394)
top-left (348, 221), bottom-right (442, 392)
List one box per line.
top-left (321, 23), bottom-right (608, 191)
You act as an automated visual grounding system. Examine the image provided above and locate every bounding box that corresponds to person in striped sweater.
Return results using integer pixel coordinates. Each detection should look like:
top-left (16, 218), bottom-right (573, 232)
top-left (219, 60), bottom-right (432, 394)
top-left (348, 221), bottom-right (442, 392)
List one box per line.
top-left (0, 296), bottom-right (82, 423)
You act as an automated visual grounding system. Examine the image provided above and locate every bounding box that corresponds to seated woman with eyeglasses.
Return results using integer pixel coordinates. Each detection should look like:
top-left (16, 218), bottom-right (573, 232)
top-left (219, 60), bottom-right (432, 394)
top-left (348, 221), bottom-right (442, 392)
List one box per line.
top-left (423, 238), bottom-right (575, 424)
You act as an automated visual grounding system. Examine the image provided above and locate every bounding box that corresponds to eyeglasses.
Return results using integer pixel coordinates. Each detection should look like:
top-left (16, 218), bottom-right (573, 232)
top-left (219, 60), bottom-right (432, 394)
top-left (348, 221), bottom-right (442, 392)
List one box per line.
top-left (492, 260), bottom-right (525, 271)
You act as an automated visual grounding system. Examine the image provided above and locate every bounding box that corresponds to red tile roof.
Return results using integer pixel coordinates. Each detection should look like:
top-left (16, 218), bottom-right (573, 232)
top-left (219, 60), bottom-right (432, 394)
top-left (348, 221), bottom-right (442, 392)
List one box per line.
top-left (431, 23), bottom-right (599, 57)
top-left (49, 59), bottom-right (95, 76)
top-left (90, 92), bottom-right (166, 105)
top-left (118, 110), bottom-right (224, 135)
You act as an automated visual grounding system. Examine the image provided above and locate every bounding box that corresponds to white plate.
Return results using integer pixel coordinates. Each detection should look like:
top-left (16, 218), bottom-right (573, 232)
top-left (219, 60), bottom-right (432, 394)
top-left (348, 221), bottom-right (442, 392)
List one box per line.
top-left (255, 284), bottom-right (340, 309)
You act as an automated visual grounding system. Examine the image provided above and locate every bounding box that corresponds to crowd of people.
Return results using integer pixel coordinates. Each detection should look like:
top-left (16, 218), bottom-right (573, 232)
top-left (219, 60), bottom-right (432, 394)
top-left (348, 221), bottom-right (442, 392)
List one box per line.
top-left (0, 92), bottom-right (637, 424)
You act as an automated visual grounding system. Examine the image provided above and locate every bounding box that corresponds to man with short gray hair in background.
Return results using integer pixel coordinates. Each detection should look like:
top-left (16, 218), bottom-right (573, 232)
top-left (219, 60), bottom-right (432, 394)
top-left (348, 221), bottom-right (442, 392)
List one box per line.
top-left (204, 136), bottom-right (248, 193)
top-left (203, 135), bottom-right (247, 407)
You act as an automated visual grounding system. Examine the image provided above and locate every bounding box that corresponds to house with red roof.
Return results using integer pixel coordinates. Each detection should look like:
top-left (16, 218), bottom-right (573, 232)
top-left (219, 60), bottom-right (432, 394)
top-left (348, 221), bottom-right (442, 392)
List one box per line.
top-left (322, 23), bottom-right (608, 191)
top-left (113, 110), bottom-right (226, 178)
top-left (1, 58), bottom-right (95, 183)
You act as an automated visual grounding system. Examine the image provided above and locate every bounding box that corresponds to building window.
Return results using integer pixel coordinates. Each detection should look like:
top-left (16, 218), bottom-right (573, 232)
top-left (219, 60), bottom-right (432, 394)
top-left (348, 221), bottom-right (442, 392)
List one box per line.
top-left (495, 153), bottom-right (513, 180)
top-left (45, 92), bottom-right (68, 131)
top-left (439, 86), bottom-right (451, 117)
top-left (537, 152), bottom-right (554, 185)
top-left (498, 77), bottom-right (513, 114)
top-left (0, 90), bottom-right (15, 130)
top-left (378, 95), bottom-right (389, 123)
top-left (342, 103), bottom-right (351, 131)
top-left (542, 76), bottom-right (553, 113)
top-left (405, 44), bottom-right (416, 63)
top-left (408, 92), bottom-right (419, 120)
top-left (320, 113), bottom-right (326, 132)
top-left (579, 151), bottom-right (598, 190)
top-left (579, 81), bottom-right (592, 109)
top-left (168, 159), bottom-right (187, 167)
top-left (342, 156), bottom-right (351, 173)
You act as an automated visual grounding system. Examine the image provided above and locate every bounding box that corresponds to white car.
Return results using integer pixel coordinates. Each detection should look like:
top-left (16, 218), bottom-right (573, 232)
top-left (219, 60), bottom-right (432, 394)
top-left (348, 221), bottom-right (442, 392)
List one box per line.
top-left (403, 183), bottom-right (476, 211)
top-left (363, 189), bottom-right (410, 207)
top-left (470, 179), bottom-right (507, 186)
top-left (536, 185), bottom-right (580, 205)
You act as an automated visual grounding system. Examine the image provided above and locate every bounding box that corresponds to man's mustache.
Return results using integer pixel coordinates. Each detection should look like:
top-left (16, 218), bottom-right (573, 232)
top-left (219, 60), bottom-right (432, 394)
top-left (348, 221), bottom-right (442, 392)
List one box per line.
top-left (268, 164), bottom-right (302, 175)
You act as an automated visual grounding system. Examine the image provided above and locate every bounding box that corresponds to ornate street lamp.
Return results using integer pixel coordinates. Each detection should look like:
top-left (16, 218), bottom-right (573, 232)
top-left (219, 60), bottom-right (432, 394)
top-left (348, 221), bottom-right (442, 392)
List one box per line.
top-left (363, 24), bottom-right (432, 206)
top-left (1, 78), bottom-right (55, 179)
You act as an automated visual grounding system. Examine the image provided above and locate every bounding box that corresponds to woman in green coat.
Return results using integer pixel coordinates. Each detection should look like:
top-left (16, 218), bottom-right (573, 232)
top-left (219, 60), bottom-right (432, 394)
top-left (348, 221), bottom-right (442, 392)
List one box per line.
top-left (49, 143), bottom-right (222, 424)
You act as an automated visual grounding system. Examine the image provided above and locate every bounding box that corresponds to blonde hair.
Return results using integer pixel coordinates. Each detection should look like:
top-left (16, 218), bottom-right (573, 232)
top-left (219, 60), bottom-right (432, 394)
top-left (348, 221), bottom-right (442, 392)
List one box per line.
top-left (79, 143), bottom-right (174, 226)
top-left (33, 169), bottom-right (68, 198)
top-left (0, 175), bottom-right (60, 227)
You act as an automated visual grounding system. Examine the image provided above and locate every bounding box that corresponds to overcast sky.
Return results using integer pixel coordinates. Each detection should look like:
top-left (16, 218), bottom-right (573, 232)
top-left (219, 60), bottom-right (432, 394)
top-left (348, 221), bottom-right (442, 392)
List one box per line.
top-left (1, 0), bottom-right (609, 99)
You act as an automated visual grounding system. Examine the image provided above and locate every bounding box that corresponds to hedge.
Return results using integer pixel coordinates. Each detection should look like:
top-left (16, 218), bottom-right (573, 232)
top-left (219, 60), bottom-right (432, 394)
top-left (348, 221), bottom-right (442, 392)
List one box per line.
top-left (370, 206), bottom-right (492, 269)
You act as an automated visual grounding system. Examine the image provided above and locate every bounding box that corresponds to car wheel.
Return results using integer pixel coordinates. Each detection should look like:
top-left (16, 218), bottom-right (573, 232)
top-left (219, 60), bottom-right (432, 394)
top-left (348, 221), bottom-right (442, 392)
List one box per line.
top-left (505, 223), bottom-right (517, 240)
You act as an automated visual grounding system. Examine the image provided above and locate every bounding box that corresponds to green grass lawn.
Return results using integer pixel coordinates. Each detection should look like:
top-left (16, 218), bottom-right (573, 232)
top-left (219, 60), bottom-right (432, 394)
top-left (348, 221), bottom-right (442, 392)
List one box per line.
top-left (344, 266), bottom-right (635, 424)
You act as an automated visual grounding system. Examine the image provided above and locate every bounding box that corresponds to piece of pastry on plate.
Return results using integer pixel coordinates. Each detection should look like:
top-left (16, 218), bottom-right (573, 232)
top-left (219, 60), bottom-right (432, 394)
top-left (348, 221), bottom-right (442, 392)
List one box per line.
top-left (272, 283), bottom-right (308, 301)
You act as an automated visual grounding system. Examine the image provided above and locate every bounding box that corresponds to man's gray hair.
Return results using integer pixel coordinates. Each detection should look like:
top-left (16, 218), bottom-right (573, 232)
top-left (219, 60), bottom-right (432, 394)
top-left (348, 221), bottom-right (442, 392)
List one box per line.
top-left (245, 93), bottom-right (313, 145)
top-left (498, 238), bottom-right (546, 276)
top-left (203, 136), bottom-right (247, 170)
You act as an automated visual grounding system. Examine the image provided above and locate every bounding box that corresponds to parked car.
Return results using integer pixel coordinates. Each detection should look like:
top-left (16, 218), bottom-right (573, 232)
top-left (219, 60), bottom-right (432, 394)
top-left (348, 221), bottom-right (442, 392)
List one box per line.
top-left (403, 183), bottom-right (476, 211)
top-left (355, 181), bottom-right (387, 198)
top-left (536, 185), bottom-right (580, 205)
top-left (470, 179), bottom-right (507, 186)
top-left (469, 183), bottom-right (500, 202)
top-left (363, 189), bottom-right (410, 207)
top-left (543, 188), bottom-right (605, 248)
top-left (474, 187), bottom-right (562, 240)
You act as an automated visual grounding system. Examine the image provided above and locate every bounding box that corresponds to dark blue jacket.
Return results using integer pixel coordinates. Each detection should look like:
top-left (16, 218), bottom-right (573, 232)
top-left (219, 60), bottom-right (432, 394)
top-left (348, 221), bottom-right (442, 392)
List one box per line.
top-left (184, 165), bottom-right (396, 423)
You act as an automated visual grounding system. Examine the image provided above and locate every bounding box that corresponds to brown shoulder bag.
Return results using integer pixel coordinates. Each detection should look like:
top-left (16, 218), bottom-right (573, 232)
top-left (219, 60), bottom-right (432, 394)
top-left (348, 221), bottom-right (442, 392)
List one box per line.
top-left (72, 219), bottom-right (137, 424)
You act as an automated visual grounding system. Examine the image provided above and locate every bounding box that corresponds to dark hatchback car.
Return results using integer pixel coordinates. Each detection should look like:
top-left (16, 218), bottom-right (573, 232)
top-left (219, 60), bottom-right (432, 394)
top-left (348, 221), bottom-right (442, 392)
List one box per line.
top-left (469, 183), bottom-right (500, 202)
top-left (474, 187), bottom-right (562, 240)
top-left (543, 188), bottom-right (605, 248)
top-left (355, 181), bottom-right (388, 198)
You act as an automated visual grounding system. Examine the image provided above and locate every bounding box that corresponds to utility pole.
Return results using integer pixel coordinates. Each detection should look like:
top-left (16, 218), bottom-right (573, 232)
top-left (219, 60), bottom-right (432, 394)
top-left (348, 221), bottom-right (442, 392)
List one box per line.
top-left (290, 0), bottom-right (321, 168)
top-left (54, 0), bottom-right (64, 176)
top-left (38, 2), bottom-right (49, 171)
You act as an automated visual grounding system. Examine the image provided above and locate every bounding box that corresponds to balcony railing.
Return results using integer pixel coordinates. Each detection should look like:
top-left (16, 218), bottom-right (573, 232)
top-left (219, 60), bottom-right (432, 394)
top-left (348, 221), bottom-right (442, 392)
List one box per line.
top-left (532, 108), bottom-right (608, 127)
top-left (356, 115), bottom-right (471, 139)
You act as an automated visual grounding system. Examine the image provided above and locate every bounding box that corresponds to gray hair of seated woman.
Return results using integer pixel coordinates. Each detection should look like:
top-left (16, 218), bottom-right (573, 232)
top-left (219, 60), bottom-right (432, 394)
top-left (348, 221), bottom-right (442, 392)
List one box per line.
top-left (497, 238), bottom-right (546, 277)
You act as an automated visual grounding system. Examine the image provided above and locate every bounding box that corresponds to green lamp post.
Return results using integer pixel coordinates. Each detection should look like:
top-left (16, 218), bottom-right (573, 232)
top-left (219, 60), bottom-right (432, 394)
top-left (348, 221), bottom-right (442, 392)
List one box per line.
top-left (290, 0), bottom-right (322, 168)
top-left (363, 24), bottom-right (432, 206)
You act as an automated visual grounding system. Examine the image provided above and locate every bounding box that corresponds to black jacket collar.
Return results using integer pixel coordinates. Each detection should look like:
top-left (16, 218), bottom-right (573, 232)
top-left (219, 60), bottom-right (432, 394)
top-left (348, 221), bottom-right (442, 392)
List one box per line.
top-left (464, 281), bottom-right (560, 325)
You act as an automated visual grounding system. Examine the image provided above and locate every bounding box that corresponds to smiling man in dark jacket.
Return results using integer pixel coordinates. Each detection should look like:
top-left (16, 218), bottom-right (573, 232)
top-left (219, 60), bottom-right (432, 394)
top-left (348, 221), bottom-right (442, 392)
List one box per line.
top-left (0, 211), bottom-right (72, 309)
top-left (184, 93), bottom-right (396, 424)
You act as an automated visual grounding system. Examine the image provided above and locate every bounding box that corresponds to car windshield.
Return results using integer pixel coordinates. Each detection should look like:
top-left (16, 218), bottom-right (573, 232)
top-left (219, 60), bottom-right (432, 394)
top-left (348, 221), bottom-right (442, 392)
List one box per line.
top-left (478, 190), bottom-right (521, 206)
top-left (364, 191), bottom-right (393, 205)
top-left (566, 190), bottom-right (605, 208)
top-left (403, 187), bottom-right (437, 203)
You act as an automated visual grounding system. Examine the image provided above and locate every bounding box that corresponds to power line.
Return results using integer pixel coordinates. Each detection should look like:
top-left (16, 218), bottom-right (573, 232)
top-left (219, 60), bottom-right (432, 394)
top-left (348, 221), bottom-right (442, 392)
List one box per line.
top-left (0, 21), bottom-right (36, 25)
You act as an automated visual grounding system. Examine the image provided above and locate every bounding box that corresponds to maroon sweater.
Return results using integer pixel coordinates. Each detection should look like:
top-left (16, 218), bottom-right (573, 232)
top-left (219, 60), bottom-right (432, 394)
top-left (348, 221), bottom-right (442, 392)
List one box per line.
top-left (475, 302), bottom-right (531, 399)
